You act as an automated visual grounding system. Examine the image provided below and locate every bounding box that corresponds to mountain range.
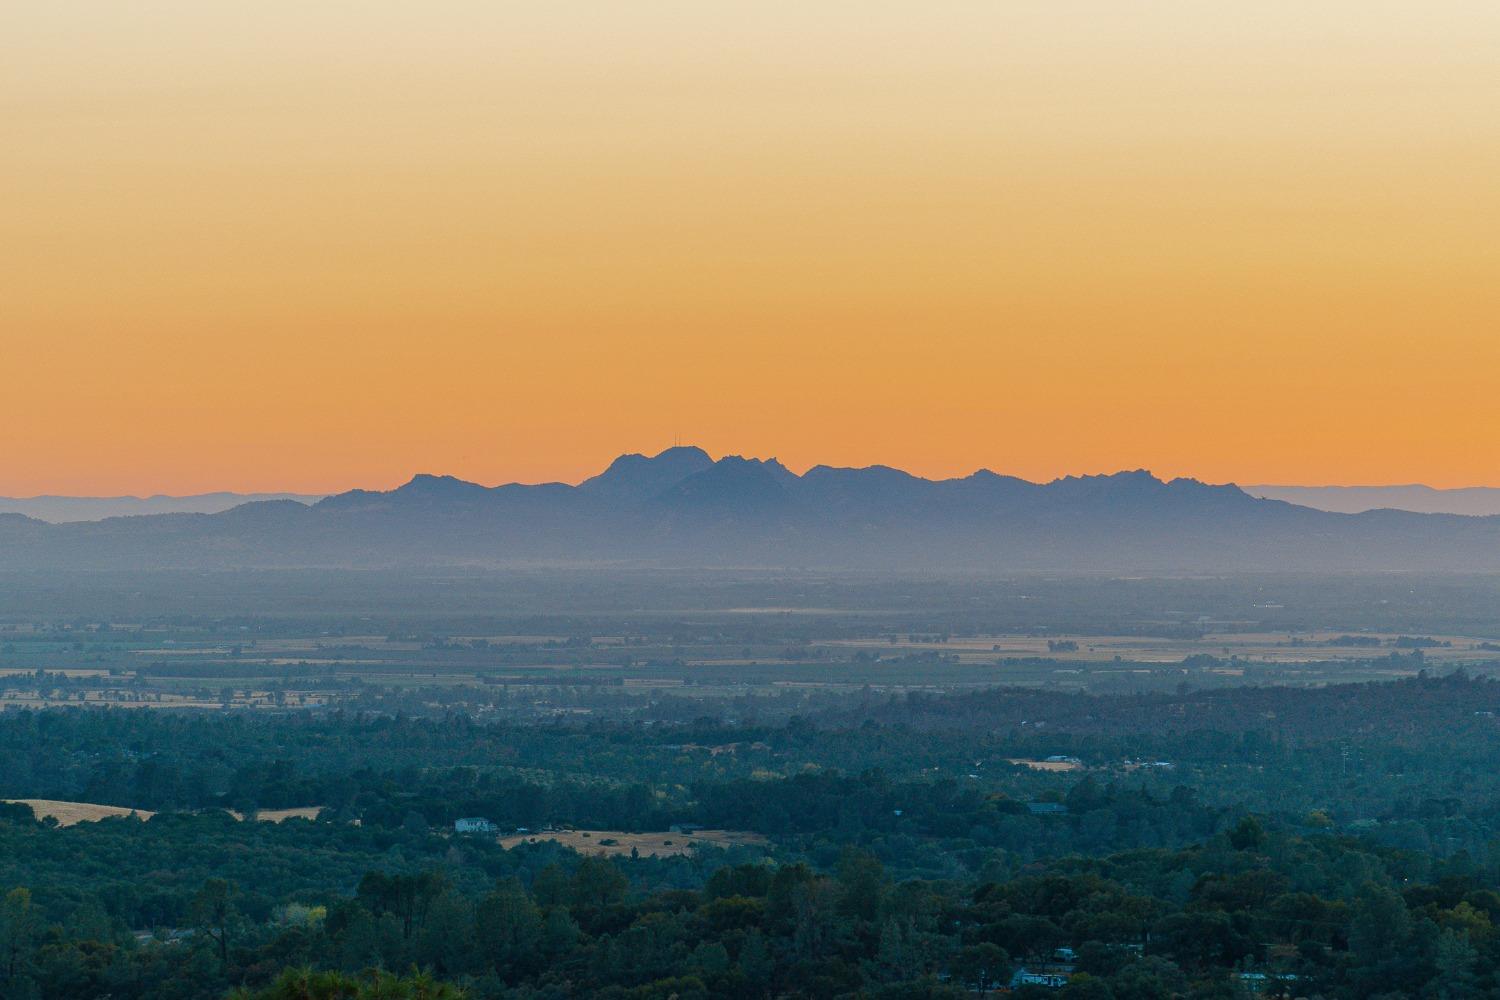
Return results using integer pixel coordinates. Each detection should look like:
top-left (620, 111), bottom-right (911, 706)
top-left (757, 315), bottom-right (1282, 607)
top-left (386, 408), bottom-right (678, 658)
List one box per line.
top-left (4, 447), bottom-right (1500, 572)
top-left (0, 492), bottom-right (327, 524)
top-left (1244, 484), bottom-right (1500, 517)
top-left (11, 481), bottom-right (1500, 522)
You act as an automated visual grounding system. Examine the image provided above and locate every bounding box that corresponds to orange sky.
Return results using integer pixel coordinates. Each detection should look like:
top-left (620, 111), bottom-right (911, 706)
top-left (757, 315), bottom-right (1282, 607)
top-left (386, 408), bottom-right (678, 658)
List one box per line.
top-left (5, 2), bottom-right (1500, 495)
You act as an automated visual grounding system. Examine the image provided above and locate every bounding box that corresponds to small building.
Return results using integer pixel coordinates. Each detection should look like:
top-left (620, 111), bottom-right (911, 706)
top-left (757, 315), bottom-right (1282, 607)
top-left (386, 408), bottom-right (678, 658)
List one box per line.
top-left (1234, 972), bottom-right (1269, 995)
top-left (1010, 966), bottom-right (1074, 989)
top-left (454, 817), bottom-right (497, 834)
top-left (1232, 971), bottom-right (1299, 996)
top-left (133, 928), bottom-right (195, 947)
top-left (1026, 802), bottom-right (1068, 816)
top-left (670, 823), bottom-right (704, 835)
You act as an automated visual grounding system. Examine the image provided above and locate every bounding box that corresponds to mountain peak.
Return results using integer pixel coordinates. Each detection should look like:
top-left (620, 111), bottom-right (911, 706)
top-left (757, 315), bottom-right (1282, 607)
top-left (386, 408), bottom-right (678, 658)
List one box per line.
top-left (394, 474), bottom-right (490, 497)
top-left (400, 473), bottom-right (479, 489)
top-left (653, 454), bottom-right (797, 511)
top-left (713, 454), bottom-right (797, 480)
top-left (652, 445), bottom-right (713, 463)
top-left (315, 473), bottom-right (489, 511)
top-left (580, 445), bottom-right (715, 501)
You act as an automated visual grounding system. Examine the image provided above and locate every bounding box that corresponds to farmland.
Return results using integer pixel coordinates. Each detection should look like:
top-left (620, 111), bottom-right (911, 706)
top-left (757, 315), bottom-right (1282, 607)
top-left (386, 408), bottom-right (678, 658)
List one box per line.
top-left (2, 571), bottom-right (1500, 724)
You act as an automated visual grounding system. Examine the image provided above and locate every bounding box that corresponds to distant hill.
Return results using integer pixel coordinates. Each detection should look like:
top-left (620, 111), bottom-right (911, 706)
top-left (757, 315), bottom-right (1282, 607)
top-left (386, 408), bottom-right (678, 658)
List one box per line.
top-left (0, 493), bottom-right (325, 523)
top-left (1246, 485), bottom-right (1500, 517)
top-left (5, 449), bottom-right (1500, 572)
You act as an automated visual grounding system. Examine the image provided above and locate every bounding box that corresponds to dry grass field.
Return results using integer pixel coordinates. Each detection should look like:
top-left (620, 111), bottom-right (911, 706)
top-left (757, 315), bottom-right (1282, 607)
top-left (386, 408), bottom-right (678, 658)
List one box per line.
top-left (228, 807), bottom-right (324, 823)
top-left (498, 828), bottom-right (768, 858)
top-left (8, 799), bottom-right (155, 826)
top-left (7, 800), bottom-right (325, 826)
top-left (1006, 758), bottom-right (1083, 772)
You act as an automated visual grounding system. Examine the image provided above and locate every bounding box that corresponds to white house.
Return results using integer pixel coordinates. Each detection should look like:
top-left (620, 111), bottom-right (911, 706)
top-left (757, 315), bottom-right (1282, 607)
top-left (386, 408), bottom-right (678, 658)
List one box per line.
top-left (454, 817), bottom-right (497, 834)
top-left (1010, 967), bottom-right (1073, 989)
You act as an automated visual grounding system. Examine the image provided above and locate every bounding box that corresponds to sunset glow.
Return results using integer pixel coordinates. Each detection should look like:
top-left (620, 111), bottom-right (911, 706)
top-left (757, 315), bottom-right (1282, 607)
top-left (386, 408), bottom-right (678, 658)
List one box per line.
top-left (7, 2), bottom-right (1500, 494)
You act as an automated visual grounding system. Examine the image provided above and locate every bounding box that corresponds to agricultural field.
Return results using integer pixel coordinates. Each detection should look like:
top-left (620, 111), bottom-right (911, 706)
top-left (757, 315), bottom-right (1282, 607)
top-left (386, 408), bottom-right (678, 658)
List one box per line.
top-left (4, 570), bottom-right (1500, 722)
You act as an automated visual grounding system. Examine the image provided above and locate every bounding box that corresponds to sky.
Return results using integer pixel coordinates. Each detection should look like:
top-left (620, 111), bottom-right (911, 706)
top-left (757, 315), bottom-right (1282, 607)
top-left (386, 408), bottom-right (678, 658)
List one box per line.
top-left (5, 2), bottom-right (1500, 495)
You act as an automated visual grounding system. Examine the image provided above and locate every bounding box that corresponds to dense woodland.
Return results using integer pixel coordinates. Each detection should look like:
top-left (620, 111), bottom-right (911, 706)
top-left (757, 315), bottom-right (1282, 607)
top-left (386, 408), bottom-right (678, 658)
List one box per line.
top-left (0, 673), bottom-right (1498, 997)
top-left (7, 794), bottom-right (1500, 999)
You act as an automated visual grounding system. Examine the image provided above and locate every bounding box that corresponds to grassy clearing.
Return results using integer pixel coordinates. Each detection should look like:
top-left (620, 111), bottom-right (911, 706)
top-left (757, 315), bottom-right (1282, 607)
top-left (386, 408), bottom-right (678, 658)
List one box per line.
top-left (498, 828), bottom-right (768, 857)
